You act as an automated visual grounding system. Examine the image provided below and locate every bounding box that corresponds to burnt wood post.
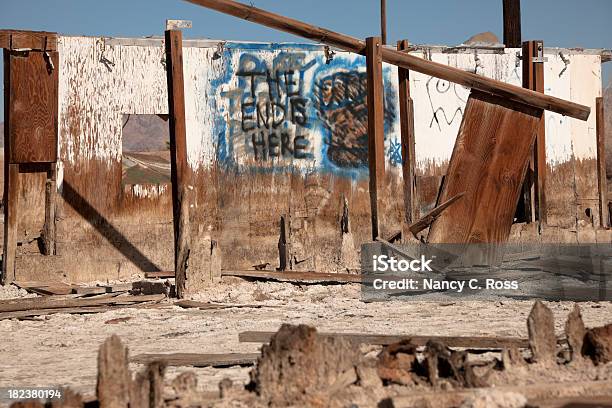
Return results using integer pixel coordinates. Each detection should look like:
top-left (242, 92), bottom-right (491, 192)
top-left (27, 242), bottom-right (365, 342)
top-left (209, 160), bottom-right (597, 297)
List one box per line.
top-left (2, 164), bottom-right (20, 284)
top-left (596, 97), bottom-right (608, 228)
top-left (366, 36), bottom-right (385, 241)
top-left (397, 40), bottom-right (418, 226)
top-left (165, 29), bottom-right (190, 298)
top-left (503, 0), bottom-right (522, 48)
top-left (42, 165), bottom-right (57, 256)
top-left (522, 40), bottom-right (547, 228)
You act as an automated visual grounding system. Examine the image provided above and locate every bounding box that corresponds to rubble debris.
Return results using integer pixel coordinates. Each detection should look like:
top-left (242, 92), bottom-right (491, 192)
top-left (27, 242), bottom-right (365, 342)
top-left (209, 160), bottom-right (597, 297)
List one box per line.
top-left (376, 340), bottom-right (417, 385)
top-left (248, 324), bottom-right (359, 406)
top-left (565, 304), bottom-right (586, 362)
top-left (583, 323), bottom-right (612, 365)
top-left (527, 300), bottom-right (556, 364)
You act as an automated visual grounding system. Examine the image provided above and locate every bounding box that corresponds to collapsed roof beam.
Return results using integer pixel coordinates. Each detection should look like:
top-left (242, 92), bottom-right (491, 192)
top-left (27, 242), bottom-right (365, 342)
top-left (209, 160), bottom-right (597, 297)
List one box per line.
top-left (184, 0), bottom-right (590, 121)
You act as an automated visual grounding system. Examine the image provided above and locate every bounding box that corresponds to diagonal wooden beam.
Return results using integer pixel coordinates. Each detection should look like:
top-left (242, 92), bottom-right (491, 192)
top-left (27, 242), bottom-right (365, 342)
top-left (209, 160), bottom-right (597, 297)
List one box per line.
top-left (184, 0), bottom-right (590, 120)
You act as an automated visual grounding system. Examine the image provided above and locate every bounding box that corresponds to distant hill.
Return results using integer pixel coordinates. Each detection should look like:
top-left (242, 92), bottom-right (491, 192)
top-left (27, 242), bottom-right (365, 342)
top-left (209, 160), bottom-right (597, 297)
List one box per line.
top-left (122, 114), bottom-right (169, 152)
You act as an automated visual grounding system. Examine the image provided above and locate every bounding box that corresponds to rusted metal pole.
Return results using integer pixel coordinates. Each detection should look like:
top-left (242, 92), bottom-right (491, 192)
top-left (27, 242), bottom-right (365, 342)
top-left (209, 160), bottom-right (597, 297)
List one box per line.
top-left (380, 0), bottom-right (387, 45)
top-left (366, 37), bottom-right (385, 240)
top-left (165, 29), bottom-right (190, 298)
top-left (184, 0), bottom-right (590, 120)
top-left (397, 40), bottom-right (418, 226)
top-left (503, 0), bottom-right (521, 48)
top-left (596, 97), bottom-right (608, 228)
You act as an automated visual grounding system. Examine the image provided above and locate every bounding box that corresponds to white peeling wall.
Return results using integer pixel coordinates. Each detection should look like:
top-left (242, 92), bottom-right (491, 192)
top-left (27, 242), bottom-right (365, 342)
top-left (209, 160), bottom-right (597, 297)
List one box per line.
top-left (56, 37), bottom-right (602, 182)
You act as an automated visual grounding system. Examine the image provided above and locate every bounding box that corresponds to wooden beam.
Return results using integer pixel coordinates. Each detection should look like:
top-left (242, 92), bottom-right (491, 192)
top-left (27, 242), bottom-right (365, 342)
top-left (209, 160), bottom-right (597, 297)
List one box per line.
top-left (596, 97), bottom-right (608, 228)
top-left (427, 90), bottom-right (543, 244)
top-left (185, 0), bottom-right (590, 120)
top-left (408, 192), bottom-right (465, 236)
top-left (0, 30), bottom-right (58, 51)
top-left (380, 0), bottom-right (387, 45)
top-left (165, 29), bottom-right (190, 299)
top-left (131, 352), bottom-right (259, 368)
top-left (221, 270), bottom-right (362, 283)
top-left (238, 331), bottom-right (530, 349)
top-left (144, 271), bottom-right (174, 279)
top-left (366, 36), bottom-right (385, 240)
top-left (2, 164), bottom-right (20, 285)
top-left (522, 40), bottom-right (547, 227)
top-left (397, 40), bottom-right (419, 226)
top-left (502, 0), bottom-right (521, 48)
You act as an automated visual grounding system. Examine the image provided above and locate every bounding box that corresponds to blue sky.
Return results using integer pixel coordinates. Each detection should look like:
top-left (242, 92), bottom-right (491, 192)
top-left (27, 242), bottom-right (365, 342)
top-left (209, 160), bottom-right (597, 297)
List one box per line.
top-left (1, 0), bottom-right (611, 121)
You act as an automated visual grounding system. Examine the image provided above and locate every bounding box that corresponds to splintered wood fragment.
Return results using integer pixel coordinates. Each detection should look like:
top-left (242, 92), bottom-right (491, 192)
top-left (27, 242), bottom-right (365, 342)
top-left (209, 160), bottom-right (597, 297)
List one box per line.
top-left (565, 304), bottom-right (586, 362)
top-left (278, 215), bottom-right (290, 271)
top-left (408, 192), bottom-right (465, 236)
top-left (148, 362), bottom-right (166, 408)
top-left (239, 331), bottom-right (529, 349)
top-left (131, 352), bottom-right (260, 368)
top-left (221, 270), bottom-right (362, 283)
top-left (391, 380), bottom-right (612, 408)
top-left (50, 388), bottom-right (84, 408)
top-left (145, 271), bottom-right (174, 279)
top-left (528, 300), bottom-right (557, 363)
top-left (0, 294), bottom-right (166, 314)
top-left (97, 335), bottom-right (131, 408)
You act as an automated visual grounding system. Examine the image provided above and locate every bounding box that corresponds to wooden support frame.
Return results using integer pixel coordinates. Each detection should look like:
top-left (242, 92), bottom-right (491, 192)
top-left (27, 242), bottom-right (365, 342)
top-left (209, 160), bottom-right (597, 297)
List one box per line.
top-left (165, 29), bottom-right (190, 298)
top-left (522, 40), bottom-right (547, 227)
top-left (2, 164), bottom-right (20, 285)
top-left (366, 36), bottom-right (385, 240)
top-left (397, 40), bottom-right (418, 226)
top-left (186, 0), bottom-right (590, 120)
top-left (380, 0), bottom-right (387, 45)
top-left (0, 30), bottom-right (58, 52)
top-left (596, 97), bottom-right (608, 228)
top-left (502, 0), bottom-right (521, 48)
top-left (42, 166), bottom-right (57, 255)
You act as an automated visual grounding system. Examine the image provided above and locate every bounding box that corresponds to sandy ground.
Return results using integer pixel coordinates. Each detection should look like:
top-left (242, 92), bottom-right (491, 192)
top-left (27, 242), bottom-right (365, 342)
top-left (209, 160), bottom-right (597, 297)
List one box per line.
top-left (1, 279), bottom-right (612, 402)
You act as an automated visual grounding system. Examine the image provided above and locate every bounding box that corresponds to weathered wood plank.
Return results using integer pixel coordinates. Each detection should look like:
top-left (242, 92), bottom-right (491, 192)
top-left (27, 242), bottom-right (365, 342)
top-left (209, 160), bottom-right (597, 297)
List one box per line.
top-left (427, 90), bottom-right (543, 244)
top-left (165, 29), bottom-right (190, 298)
top-left (7, 51), bottom-right (58, 163)
top-left (131, 352), bottom-right (259, 368)
top-left (0, 30), bottom-right (58, 51)
top-left (397, 40), bottom-right (418, 226)
top-left (238, 331), bottom-right (530, 349)
top-left (144, 271), bottom-right (174, 279)
top-left (366, 36), bottom-right (385, 240)
top-left (221, 270), bottom-right (362, 283)
top-left (502, 0), bottom-right (521, 48)
top-left (185, 0), bottom-right (590, 120)
top-left (0, 294), bottom-right (166, 314)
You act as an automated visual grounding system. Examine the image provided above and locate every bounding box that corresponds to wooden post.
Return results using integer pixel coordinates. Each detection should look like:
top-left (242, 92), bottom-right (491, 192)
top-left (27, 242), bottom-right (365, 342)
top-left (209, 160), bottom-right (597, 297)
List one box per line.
top-left (596, 97), bottom-right (608, 228)
top-left (503, 0), bottom-right (521, 48)
top-left (42, 165), bottom-right (57, 255)
top-left (165, 29), bottom-right (190, 298)
top-left (380, 0), bottom-right (387, 45)
top-left (522, 40), bottom-right (547, 228)
top-left (2, 164), bottom-right (20, 285)
top-left (366, 37), bottom-right (385, 240)
top-left (397, 40), bottom-right (418, 226)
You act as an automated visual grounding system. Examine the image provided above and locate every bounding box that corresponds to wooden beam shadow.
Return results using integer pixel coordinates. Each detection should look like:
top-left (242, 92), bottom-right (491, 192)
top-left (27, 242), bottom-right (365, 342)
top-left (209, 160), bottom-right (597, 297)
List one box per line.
top-left (62, 181), bottom-right (162, 272)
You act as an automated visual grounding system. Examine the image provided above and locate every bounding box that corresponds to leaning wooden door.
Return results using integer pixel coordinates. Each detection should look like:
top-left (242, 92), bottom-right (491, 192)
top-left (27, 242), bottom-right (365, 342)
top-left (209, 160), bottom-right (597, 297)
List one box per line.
top-left (427, 90), bottom-right (544, 244)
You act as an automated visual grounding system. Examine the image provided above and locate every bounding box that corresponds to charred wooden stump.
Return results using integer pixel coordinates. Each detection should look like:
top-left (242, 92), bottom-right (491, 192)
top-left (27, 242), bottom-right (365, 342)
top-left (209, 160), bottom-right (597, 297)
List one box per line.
top-left (527, 301), bottom-right (556, 364)
top-left (565, 304), bottom-right (586, 362)
top-left (249, 324), bottom-right (359, 406)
